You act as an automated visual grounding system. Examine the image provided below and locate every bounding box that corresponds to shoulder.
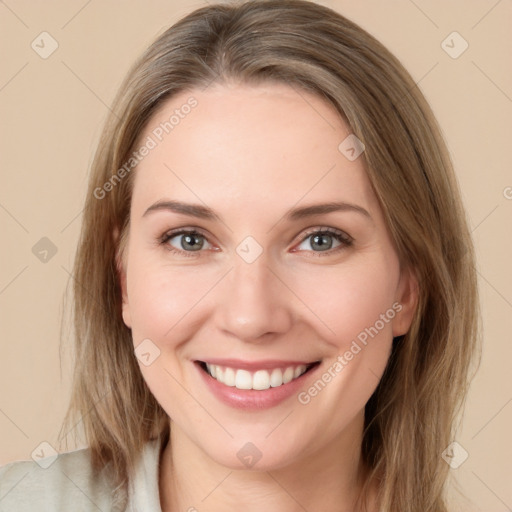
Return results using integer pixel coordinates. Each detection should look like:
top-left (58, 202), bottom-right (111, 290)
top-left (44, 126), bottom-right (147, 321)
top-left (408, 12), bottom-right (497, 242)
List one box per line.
top-left (0, 447), bottom-right (116, 512)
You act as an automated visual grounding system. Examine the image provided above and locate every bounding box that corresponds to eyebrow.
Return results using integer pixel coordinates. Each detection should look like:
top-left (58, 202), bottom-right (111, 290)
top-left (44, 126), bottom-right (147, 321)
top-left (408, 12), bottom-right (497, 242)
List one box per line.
top-left (142, 199), bottom-right (372, 222)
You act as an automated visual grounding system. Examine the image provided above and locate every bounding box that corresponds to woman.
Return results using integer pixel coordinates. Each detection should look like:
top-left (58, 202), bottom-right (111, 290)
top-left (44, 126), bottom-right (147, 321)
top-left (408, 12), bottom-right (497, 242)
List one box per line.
top-left (0, 1), bottom-right (480, 511)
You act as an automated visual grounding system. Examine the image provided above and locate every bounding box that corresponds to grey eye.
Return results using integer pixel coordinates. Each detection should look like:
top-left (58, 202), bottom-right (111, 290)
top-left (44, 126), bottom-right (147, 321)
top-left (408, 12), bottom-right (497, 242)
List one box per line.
top-left (168, 231), bottom-right (210, 251)
top-left (297, 232), bottom-right (342, 252)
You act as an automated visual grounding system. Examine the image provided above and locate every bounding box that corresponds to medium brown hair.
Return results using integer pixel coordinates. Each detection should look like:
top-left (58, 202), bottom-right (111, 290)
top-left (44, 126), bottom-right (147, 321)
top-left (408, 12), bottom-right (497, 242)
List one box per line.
top-left (60, 1), bottom-right (481, 510)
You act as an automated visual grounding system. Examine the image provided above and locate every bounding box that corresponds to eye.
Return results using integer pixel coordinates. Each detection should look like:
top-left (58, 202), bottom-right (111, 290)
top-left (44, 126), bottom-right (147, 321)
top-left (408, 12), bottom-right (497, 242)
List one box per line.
top-left (293, 227), bottom-right (353, 257)
top-left (160, 229), bottom-right (214, 257)
top-left (159, 226), bottom-right (353, 258)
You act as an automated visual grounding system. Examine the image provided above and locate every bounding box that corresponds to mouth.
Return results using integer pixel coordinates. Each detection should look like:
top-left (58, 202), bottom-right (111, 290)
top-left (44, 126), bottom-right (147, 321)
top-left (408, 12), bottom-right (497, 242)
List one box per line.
top-left (196, 360), bottom-right (321, 391)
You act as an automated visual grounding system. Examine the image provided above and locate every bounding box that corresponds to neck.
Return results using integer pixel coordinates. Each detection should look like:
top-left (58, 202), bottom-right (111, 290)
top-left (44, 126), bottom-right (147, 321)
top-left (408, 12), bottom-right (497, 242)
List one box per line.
top-left (159, 413), bottom-right (378, 512)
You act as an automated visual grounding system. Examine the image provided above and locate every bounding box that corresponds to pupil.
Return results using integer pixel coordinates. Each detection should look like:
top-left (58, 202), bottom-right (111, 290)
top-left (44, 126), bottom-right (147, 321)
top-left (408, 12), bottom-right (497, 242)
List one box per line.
top-left (312, 234), bottom-right (332, 251)
top-left (183, 233), bottom-right (203, 251)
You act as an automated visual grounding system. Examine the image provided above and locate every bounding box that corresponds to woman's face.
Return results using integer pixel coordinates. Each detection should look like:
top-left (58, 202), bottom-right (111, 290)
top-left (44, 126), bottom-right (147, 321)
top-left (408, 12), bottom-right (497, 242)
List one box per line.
top-left (118, 82), bottom-right (417, 470)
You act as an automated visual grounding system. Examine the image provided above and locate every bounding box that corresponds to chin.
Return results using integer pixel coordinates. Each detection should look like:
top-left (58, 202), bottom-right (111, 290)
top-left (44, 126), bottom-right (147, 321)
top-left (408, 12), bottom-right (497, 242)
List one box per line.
top-left (200, 435), bottom-right (310, 472)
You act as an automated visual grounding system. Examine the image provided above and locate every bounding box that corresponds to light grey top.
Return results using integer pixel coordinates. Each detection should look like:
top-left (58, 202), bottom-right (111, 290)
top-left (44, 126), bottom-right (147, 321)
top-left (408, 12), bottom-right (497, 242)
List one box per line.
top-left (0, 437), bottom-right (163, 511)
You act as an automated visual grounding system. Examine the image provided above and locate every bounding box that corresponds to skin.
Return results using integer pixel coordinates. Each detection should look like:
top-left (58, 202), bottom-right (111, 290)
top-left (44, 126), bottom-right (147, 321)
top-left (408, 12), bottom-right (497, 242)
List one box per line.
top-left (117, 82), bottom-right (418, 512)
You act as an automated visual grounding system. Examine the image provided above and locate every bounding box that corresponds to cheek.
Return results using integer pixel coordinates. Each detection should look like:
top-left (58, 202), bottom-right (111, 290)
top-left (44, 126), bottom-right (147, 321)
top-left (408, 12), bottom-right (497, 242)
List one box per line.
top-left (290, 257), bottom-right (399, 440)
top-left (125, 255), bottom-right (214, 416)
top-left (126, 252), bottom-right (220, 347)
top-left (290, 255), bottom-right (400, 348)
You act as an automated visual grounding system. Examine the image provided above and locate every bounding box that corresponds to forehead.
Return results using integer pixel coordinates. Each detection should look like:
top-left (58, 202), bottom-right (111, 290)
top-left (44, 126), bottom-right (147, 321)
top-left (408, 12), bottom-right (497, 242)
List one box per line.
top-left (130, 82), bottom-right (376, 218)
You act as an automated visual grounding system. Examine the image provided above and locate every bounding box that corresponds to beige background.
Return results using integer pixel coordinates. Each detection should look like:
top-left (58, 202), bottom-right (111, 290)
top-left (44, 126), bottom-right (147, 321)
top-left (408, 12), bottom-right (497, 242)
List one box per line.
top-left (1, 0), bottom-right (511, 510)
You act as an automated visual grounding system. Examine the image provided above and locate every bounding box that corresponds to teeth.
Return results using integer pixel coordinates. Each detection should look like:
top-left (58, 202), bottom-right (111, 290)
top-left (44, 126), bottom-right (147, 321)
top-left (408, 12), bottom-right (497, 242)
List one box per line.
top-left (270, 368), bottom-right (283, 387)
top-left (293, 366), bottom-right (304, 378)
top-left (205, 363), bottom-right (309, 390)
top-left (235, 369), bottom-right (252, 389)
top-left (253, 370), bottom-right (270, 390)
top-left (224, 367), bottom-right (236, 387)
top-left (283, 367), bottom-right (294, 384)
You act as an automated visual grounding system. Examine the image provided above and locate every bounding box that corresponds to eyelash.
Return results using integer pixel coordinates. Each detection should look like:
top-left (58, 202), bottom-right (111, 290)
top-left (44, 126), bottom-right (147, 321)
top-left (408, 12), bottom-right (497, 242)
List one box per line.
top-left (158, 226), bottom-right (353, 258)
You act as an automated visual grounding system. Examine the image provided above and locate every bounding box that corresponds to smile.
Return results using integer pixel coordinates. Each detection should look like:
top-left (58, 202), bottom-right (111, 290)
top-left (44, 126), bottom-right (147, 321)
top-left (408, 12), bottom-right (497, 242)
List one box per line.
top-left (195, 359), bottom-right (322, 410)
top-left (200, 362), bottom-right (316, 390)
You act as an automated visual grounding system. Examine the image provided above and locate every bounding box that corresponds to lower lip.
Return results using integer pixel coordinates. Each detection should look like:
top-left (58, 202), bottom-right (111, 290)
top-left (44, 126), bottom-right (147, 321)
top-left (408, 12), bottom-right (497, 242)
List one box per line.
top-left (195, 361), bottom-right (320, 410)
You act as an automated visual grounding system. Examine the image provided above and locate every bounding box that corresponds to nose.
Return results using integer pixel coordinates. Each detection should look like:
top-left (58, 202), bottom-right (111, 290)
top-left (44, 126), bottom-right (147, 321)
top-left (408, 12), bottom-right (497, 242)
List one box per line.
top-left (214, 254), bottom-right (294, 343)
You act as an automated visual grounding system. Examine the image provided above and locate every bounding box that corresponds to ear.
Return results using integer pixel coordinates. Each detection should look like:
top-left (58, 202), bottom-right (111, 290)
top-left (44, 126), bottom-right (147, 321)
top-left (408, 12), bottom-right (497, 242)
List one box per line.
top-left (392, 266), bottom-right (419, 337)
top-left (114, 226), bottom-right (132, 329)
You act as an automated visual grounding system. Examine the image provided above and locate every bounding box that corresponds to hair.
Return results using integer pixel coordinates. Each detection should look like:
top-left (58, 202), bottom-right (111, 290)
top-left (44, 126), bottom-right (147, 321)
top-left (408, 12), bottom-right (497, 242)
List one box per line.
top-left (59, 1), bottom-right (481, 510)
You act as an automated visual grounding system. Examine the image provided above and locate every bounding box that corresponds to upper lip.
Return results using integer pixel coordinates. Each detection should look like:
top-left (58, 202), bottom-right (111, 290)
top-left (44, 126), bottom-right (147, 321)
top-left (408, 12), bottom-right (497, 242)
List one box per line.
top-left (196, 358), bottom-right (320, 370)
